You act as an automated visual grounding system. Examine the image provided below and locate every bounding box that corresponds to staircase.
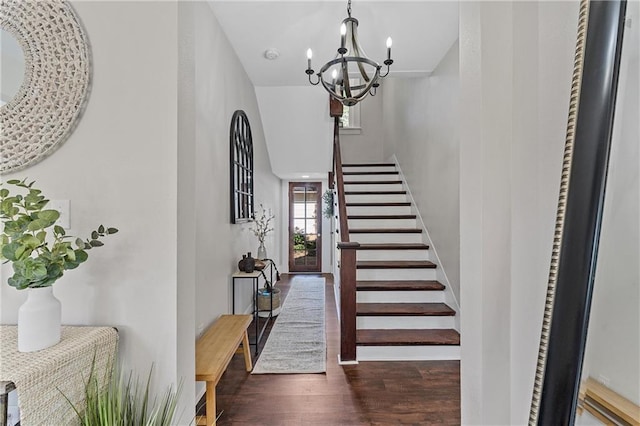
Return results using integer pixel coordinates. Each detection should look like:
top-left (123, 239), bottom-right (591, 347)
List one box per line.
top-left (342, 162), bottom-right (460, 361)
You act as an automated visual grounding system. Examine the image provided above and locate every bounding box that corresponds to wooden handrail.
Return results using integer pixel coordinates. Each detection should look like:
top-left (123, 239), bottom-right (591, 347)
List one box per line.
top-left (333, 117), bottom-right (350, 243)
top-left (331, 112), bottom-right (359, 362)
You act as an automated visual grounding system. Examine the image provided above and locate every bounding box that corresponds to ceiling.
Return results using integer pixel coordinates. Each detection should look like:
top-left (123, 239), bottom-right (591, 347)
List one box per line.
top-left (208, 1), bottom-right (459, 87)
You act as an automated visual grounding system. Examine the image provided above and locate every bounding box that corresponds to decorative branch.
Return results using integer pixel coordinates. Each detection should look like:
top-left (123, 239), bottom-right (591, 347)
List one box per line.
top-left (252, 204), bottom-right (275, 244)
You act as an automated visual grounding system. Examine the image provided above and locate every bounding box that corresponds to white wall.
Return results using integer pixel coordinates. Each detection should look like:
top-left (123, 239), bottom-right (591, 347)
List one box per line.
top-left (173, 9), bottom-right (286, 406)
top-left (459, 1), bottom-right (579, 423)
top-left (188, 1), bottom-right (282, 336)
top-left (340, 92), bottom-right (385, 164)
top-left (255, 86), bottom-right (333, 179)
top-left (1, 0), bottom-right (185, 404)
top-left (583, 0), bottom-right (640, 404)
top-left (382, 41), bottom-right (460, 303)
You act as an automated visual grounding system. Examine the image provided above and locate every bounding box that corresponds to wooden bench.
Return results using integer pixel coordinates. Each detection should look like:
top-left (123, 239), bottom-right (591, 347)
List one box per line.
top-left (195, 314), bottom-right (253, 426)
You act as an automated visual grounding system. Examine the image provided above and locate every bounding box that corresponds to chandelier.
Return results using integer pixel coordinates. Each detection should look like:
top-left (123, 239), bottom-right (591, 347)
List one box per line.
top-left (305, 0), bottom-right (393, 106)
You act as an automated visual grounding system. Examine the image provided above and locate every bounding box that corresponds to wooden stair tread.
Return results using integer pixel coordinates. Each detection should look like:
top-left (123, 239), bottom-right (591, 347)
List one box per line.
top-left (342, 163), bottom-right (396, 167)
top-left (357, 280), bottom-right (444, 291)
top-left (357, 260), bottom-right (436, 269)
top-left (584, 377), bottom-right (640, 425)
top-left (346, 202), bottom-right (411, 207)
top-left (344, 180), bottom-right (403, 185)
top-left (343, 171), bottom-right (399, 175)
top-left (348, 215), bottom-right (417, 220)
top-left (357, 303), bottom-right (455, 316)
top-left (345, 190), bottom-right (407, 195)
top-left (350, 228), bottom-right (423, 233)
top-left (357, 329), bottom-right (460, 346)
top-left (356, 243), bottom-right (428, 250)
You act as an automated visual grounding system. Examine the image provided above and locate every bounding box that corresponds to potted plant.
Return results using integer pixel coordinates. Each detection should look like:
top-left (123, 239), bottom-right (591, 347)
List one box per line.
top-left (251, 204), bottom-right (274, 260)
top-left (250, 204), bottom-right (280, 316)
top-left (0, 179), bottom-right (117, 352)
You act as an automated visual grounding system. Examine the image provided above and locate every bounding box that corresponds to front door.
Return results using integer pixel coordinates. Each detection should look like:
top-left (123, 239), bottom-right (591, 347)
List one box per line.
top-left (289, 182), bottom-right (322, 272)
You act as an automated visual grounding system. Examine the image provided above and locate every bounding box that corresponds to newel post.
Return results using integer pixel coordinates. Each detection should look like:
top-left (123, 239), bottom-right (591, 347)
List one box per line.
top-left (338, 241), bottom-right (359, 362)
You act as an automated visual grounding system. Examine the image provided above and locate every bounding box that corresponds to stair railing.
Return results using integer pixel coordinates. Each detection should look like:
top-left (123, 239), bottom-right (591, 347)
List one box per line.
top-left (330, 98), bottom-right (359, 362)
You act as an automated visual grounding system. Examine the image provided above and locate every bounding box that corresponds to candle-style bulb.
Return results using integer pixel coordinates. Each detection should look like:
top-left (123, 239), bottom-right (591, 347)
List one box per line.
top-left (386, 37), bottom-right (392, 61)
top-left (340, 23), bottom-right (347, 52)
top-left (306, 48), bottom-right (313, 71)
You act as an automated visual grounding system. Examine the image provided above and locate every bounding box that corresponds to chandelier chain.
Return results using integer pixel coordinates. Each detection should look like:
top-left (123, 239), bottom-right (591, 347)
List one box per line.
top-left (347, 0), bottom-right (352, 17)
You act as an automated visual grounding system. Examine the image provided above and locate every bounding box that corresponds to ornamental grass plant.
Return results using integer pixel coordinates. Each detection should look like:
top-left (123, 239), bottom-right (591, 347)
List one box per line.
top-left (65, 363), bottom-right (182, 426)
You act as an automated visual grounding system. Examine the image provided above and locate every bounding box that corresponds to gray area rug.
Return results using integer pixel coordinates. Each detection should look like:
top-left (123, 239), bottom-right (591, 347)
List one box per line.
top-left (252, 276), bottom-right (326, 374)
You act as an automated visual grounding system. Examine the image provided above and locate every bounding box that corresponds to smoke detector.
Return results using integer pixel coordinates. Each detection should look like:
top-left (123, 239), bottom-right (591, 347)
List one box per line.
top-left (264, 48), bottom-right (280, 60)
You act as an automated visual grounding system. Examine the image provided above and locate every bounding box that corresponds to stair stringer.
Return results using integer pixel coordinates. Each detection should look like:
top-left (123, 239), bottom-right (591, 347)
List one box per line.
top-left (390, 154), bottom-right (461, 332)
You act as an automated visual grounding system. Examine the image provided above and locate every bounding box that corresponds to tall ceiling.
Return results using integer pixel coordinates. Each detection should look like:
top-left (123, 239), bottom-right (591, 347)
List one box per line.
top-left (209, 1), bottom-right (459, 87)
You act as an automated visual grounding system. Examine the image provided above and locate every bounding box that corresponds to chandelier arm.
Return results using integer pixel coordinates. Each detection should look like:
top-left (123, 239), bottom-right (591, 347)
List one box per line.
top-left (308, 73), bottom-right (320, 85)
top-left (380, 65), bottom-right (390, 78)
top-left (357, 61), bottom-right (372, 82)
top-left (318, 57), bottom-right (381, 105)
top-left (342, 60), bottom-right (352, 99)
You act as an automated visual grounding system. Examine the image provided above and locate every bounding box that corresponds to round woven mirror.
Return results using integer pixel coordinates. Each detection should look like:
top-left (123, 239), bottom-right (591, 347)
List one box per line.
top-left (0, 0), bottom-right (90, 173)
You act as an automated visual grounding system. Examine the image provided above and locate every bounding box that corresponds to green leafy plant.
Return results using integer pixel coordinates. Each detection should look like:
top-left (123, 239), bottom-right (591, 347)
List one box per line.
top-left (0, 179), bottom-right (118, 290)
top-left (293, 228), bottom-right (305, 250)
top-left (322, 189), bottom-right (334, 219)
top-left (65, 363), bottom-right (181, 426)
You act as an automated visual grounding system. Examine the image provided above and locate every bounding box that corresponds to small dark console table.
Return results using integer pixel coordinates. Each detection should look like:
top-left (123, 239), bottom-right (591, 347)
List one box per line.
top-left (231, 259), bottom-right (279, 354)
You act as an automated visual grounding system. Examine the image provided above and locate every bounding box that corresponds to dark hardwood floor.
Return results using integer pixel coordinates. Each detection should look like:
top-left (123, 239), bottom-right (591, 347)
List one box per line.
top-left (202, 273), bottom-right (460, 425)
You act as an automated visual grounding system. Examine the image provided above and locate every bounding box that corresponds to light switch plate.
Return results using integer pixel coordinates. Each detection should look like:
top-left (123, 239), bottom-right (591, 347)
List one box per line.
top-left (49, 200), bottom-right (70, 229)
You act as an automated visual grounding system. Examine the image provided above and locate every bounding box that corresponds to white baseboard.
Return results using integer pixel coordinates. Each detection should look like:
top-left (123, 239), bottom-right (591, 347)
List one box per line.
top-left (357, 345), bottom-right (460, 361)
top-left (337, 355), bottom-right (359, 365)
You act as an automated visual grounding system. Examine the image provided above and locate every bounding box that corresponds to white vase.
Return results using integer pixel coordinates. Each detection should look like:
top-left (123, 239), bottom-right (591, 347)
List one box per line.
top-left (257, 242), bottom-right (267, 260)
top-left (18, 286), bottom-right (61, 352)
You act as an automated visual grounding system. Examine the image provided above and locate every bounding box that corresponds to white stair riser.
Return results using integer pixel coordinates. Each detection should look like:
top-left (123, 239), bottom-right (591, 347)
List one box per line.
top-left (342, 166), bottom-right (397, 173)
top-left (357, 316), bottom-right (455, 329)
top-left (344, 183), bottom-right (403, 192)
top-left (342, 174), bottom-right (400, 182)
top-left (346, 194), bottom-right (408, 203)
top-left (350, 233), bottom-right (424, 244)
top-left (347, 206), bottom-right (412, 215)
top-left (356, 268), bottom-right (436, 281)
top-left (357, 291), bottom-right (445, 303)
top-left (356, 249), bottom-right (429, 261)
top-left (349, 218), bottom-right (417, 228)
top-left (357, 345), bottom-right (460, 361)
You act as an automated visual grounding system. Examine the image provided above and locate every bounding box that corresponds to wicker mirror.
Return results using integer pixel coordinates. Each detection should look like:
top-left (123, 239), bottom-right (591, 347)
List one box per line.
top-left (0, 0), bottom-right (91, 173)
